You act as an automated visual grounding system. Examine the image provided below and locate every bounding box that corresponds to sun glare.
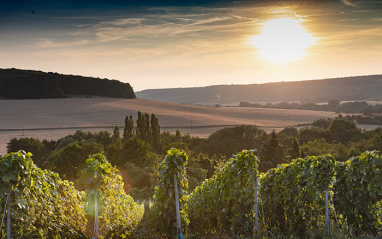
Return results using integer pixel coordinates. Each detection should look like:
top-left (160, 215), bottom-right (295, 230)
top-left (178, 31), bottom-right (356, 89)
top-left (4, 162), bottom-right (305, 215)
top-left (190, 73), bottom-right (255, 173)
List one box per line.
top-left (250, 18), bottom-right (316, 65)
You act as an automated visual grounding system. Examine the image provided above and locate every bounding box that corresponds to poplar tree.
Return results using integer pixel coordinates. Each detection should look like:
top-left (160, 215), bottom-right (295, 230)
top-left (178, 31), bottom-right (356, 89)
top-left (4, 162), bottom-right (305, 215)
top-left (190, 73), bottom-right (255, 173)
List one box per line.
top-left (144, 113), bottom-right (151, 143)
top-left (123, 115), bottom-right (134, 140)
top-left (289, 138), bottom-right (301, 160)
top-left (136, 111), bottom-right (144, 139)
top-left (151, 113), bottom-right (161, 150)
top-left (175, 129), bottom-right (182, 143)
top-left (113, 125), bottom-right (121, 144)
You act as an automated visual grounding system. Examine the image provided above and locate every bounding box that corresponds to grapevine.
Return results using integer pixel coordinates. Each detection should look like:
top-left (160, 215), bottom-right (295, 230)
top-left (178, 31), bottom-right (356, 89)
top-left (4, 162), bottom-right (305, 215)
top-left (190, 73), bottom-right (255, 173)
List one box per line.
top-left (259, 155), bottom-right (338, 237)
top-left (77, 153), bottom-right (144, 238)
top-left (333, 151), bottom-right (382, 234)
top-left (187, 150), bottom-right (259, 236)
top-left (150, 148), bottom-right (189, 237)
top-left (0, 151), bottom-right (87, 238)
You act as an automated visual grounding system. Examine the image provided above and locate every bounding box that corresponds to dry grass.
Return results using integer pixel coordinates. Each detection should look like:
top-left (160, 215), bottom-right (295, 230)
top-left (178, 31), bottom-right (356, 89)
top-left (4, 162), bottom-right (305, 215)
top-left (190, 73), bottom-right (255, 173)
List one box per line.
top-left (0, 98), bottom-right (339, 156)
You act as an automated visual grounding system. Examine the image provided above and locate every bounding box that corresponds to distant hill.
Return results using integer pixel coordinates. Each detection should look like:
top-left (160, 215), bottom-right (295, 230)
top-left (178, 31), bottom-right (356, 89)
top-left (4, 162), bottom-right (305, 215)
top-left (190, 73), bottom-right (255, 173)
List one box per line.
top-left (137, 75), bottom-right (382, 104)
top-left (0, 68), bottom-right (136, 99)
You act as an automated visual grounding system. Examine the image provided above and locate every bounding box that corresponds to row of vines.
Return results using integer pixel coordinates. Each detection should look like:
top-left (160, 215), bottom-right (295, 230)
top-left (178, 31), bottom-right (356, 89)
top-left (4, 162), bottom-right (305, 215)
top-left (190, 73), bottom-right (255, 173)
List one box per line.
top-left (261, 151), bottom-right (382, 237)
top-left (151, 149), bottom-right (382, 238)
top-left (2, 149), bottom-right (382, 238)
top-left (0, 151), bottom-right (143, 238)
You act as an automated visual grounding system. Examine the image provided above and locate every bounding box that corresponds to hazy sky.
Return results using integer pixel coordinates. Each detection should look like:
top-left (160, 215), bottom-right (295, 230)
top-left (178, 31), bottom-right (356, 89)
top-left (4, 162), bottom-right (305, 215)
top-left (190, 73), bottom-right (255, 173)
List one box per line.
top-left (1, 0), bottom-right (382, 91)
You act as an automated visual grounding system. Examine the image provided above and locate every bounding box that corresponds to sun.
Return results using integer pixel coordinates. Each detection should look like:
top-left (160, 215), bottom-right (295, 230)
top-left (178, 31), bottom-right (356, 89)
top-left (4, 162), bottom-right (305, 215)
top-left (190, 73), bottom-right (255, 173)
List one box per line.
top-left (250, 18), bottom-right (316, 65)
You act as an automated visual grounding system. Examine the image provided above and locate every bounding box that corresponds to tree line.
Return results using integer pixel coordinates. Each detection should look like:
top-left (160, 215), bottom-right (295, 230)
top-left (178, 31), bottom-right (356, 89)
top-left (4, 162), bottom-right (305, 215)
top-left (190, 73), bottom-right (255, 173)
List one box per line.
top-left (0, 68), bottom-right (136, 99)
top-left (239, 100), bottom-right (382, 125)
top-left (5, 112), bottom-right (382, 200)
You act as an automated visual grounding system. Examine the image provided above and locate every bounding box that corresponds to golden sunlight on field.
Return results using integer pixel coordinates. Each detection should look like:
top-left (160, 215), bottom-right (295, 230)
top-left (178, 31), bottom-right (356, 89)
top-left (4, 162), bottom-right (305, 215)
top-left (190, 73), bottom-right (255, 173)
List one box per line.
top-left (0, 98), bottom-right (339, 155)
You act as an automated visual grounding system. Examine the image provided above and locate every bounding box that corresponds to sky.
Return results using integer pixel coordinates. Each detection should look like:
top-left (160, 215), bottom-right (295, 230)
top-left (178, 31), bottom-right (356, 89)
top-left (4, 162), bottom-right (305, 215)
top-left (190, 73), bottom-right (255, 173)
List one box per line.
top-left (1, 0), bottom-right (382, 92)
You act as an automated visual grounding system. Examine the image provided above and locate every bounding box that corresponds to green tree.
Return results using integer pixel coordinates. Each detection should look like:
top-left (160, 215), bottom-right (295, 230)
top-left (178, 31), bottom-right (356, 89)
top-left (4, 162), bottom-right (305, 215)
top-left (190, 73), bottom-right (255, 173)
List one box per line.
top-left (136, 111), bottom-right (144, 140)
top-left (113, 125), bottom-right (121, 142)
top-left (311, 118), bottom-right (332, 129)
top-left (106, 143), bottom-right (123, 167)
top-left (93, 130), bottom-right (112, 148)
top-left (71, 130), bottom-right (94, 141)
top-left (123, 115), bottom-right (134, 140)
top-left (7, 137), bottom-right (48, 167)
top-left (151, 113), bottom-right (161, 150)
top-left (370, 133), bottom-right (382, 151)
top-left (175, 129), bottom-right (182, 143)
top-left (124, 162), bottom-right (157, 199)
top-left (300, 138), bottom-right (350, 161)
top-left (298, 126), bottom-right (323, 144)
top-left (144, 112), bottom-right (151, 143)
top-left (191, 153), bottom-right (218, 179)
top-left (56, 136), bottom-right (76, 150)
top-left (301, 138), bottom-right (332, 157)
top-left (44, 142), bottom-right (103, 181)
top-left (279, 126), bottom-right (298, 137)
top-left (195, 125), bottom-right (266, 158)
top-left (259, 130), bottom-right (285, 172)
top-left (119, 137), bottom-right (159, 168)
top-left (42, 139), bottom-right (58, 152)
top-left (329, 119), bottom-right (362, 144)
top-left (289, 138), bottom-right (301, 160)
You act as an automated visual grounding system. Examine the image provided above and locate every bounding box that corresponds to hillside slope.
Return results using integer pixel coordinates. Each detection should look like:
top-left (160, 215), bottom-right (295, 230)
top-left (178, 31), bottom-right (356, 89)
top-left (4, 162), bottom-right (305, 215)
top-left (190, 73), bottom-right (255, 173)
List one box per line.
top-left (137, 75), bottom-right (382, 104)
top-left (0, 68), bottom-right (136, 99)
top-left (0, 98), bottom-right (338, 156)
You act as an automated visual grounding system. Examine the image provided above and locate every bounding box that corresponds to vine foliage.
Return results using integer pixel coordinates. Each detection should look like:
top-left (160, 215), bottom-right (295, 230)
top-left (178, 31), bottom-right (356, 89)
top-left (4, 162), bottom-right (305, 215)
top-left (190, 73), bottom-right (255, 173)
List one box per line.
top-left (334, 151), bottom-right (382, 234)
top-left (187, 150), bottom-right (259, 236)
top-left (77, 154), bottom-right (144, 238)
top-left (259, 155), bottom-right (338, 237)
top-left (0, 151), bottom-right (87, 238)
top-left (150, 148), bottom-right (189, 237)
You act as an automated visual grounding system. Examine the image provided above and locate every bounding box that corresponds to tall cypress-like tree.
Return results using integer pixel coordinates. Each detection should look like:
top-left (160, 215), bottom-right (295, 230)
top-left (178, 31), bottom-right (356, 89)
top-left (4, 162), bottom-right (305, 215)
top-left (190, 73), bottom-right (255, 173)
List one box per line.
top-left (136, 111), bottom-right (144, 139)
top-left (123, 115), bottom-right (134, 140)
top-left (113, 125), bottom-right (121, 143)
top-left (151, 113), bottom-right (161, 150)
top-left (144, 113), bottom-right (151, 143)
top-left (175, 129), bottom-right (182, 143)
top-left (289, 138), bottom-right (301, 160)
top-left (259, 130), bottom-right (285, 172)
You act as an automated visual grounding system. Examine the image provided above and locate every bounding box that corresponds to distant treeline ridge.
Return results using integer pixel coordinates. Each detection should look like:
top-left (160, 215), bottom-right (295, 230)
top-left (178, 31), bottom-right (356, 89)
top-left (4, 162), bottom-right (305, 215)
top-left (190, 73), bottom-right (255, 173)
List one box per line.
top-left (0, 68), bottom-right (136, 99)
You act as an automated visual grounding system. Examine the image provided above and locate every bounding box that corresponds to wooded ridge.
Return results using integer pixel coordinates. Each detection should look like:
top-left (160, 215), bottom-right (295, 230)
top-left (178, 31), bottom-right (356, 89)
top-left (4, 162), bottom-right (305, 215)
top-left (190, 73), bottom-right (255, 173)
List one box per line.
top-left (0, 68), bottom-right (136, 99)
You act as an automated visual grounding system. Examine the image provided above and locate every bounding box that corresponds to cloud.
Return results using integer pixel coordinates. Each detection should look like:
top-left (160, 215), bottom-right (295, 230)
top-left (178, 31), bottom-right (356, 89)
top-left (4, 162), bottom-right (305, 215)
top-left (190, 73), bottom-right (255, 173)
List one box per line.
top-left (97, 18), bottom-right (146, 26)
top-left (315, 25), bottom-right (382, 54)
top-left (339, 18), bottom-right (356, 22)
top-left (89, 7), bottom-right (259, 43)
top-left (341, 0), bottom-right (359, 8)
top-left (36, 39), bottom-right (90, 48)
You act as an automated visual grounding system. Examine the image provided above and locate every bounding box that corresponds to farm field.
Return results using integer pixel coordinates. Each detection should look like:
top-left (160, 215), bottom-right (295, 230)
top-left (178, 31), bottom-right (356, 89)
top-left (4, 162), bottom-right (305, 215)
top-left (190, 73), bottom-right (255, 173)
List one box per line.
top-left (0, 97), bottom-right (341, 156)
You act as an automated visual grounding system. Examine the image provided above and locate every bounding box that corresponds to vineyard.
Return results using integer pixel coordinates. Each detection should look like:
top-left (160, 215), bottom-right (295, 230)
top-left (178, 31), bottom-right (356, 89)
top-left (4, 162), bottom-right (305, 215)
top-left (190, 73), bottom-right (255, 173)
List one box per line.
top-left (1, 149), bottom-right (382, 238)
